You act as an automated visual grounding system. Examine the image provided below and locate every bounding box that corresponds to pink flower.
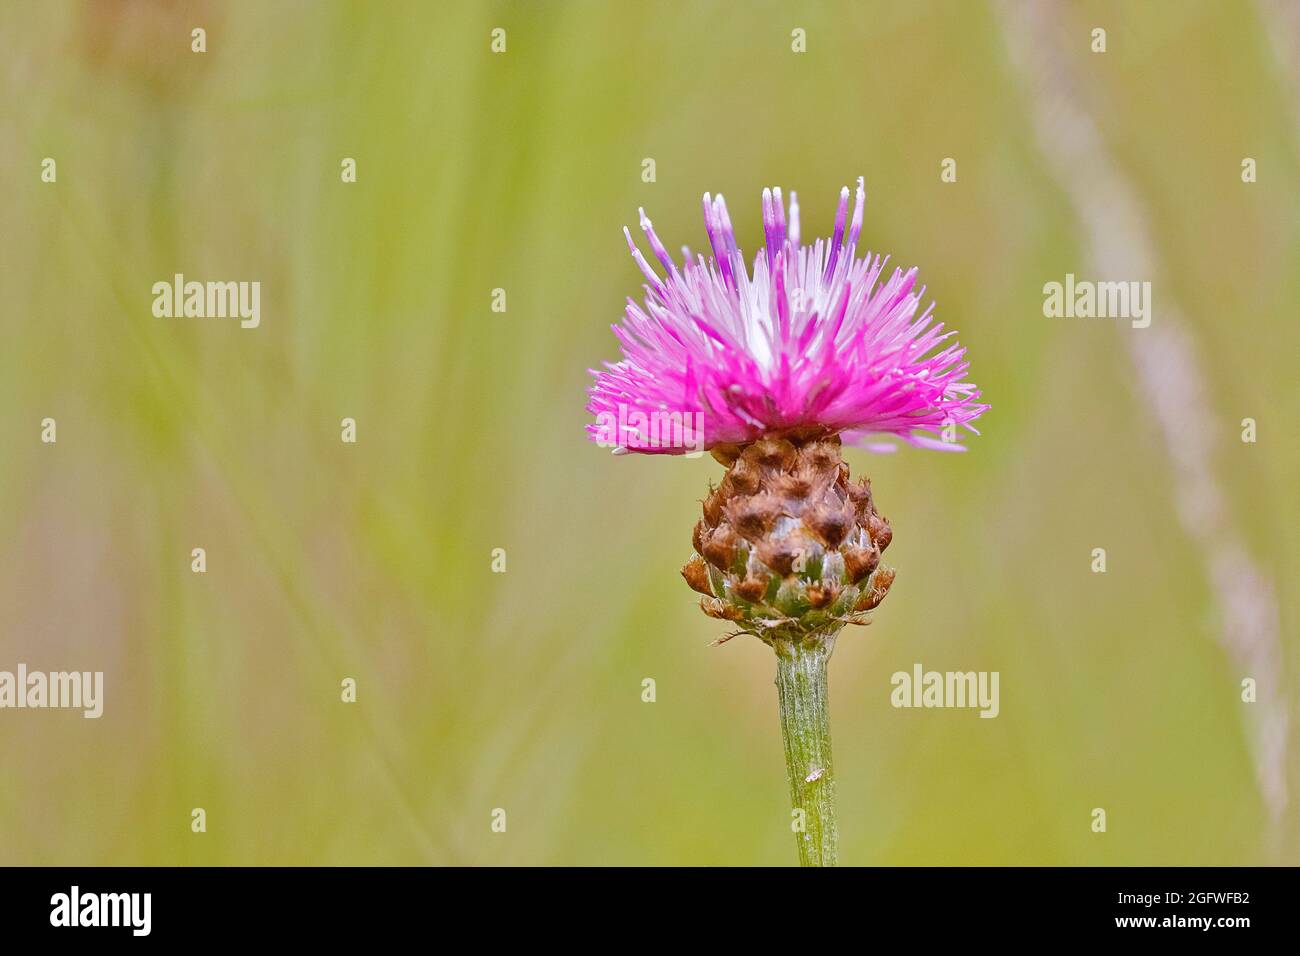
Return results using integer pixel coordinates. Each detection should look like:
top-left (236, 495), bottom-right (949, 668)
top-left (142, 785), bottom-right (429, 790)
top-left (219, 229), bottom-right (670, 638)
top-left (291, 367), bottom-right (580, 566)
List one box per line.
top-left (587, 180), bottom-right (988, 454)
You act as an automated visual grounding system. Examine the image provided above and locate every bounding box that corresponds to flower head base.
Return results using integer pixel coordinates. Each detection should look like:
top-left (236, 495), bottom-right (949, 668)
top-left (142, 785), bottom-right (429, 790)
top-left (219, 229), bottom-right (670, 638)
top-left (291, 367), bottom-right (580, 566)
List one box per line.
top-left (586, 179), bottom-right (987, 454)
top-left (683, 434), bottom-right (895, 644)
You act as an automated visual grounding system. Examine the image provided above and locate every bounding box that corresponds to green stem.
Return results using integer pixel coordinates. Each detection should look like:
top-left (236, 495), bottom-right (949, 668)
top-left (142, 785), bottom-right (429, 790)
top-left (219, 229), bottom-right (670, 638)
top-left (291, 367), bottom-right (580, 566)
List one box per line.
top-left (774, 635), bottom-right (838, 866)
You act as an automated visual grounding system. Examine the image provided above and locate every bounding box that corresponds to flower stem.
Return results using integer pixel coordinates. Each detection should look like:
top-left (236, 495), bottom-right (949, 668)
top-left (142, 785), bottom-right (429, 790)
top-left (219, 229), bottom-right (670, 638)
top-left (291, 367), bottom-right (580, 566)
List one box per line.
top-left (774, 635), bottom-right (838, 866)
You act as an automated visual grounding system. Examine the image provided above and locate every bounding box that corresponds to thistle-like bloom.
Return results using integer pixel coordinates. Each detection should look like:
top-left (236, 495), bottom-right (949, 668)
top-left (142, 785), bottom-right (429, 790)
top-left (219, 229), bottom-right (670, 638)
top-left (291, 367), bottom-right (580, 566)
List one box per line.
top-left (587, 179), bottom-right (987, 455)
top-left (586, 181), bottom-right (989, 867)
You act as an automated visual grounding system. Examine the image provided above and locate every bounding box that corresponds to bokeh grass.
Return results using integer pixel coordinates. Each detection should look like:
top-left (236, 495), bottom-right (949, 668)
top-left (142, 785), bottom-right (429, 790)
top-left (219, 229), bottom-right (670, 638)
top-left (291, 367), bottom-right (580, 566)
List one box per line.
top-left (0, 0), bottom-right (1296, 865)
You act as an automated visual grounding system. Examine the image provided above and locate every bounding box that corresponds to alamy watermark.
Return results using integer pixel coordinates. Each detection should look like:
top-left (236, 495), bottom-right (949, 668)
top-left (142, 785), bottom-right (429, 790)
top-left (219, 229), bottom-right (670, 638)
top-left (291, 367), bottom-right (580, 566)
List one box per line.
top-left (1043, 274), bottom-right (1151, 329)
top-left (891, 662), bottom-right (999, 718)
top-left (152, 273), bottom-right (260, 329)
top-left (0, 664), bottom-right (103, 718)
top-left (593, 403), bottom-right (705, 457)
top-left (50, 886), bottom-right (150, 936)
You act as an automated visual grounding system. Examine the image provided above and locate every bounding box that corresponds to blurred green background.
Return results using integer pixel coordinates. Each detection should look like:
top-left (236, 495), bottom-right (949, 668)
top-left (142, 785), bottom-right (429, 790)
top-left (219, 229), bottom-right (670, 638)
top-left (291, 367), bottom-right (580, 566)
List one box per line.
top-left (0, 0), bottom-right (1296, 865)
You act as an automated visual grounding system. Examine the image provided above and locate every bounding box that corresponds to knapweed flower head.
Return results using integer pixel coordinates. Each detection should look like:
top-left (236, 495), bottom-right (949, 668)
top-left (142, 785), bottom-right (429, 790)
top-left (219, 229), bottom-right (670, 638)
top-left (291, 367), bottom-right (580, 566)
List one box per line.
top-left (586, 179), bottom-right (987, 455)
top-left (584, 182), bottom-right (988, 866)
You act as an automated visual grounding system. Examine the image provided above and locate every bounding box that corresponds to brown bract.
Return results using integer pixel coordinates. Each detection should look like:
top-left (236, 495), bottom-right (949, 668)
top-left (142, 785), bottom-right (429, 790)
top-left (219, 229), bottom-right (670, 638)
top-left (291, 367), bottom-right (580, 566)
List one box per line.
top-left (684, 435), bottom-right (895, 645)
